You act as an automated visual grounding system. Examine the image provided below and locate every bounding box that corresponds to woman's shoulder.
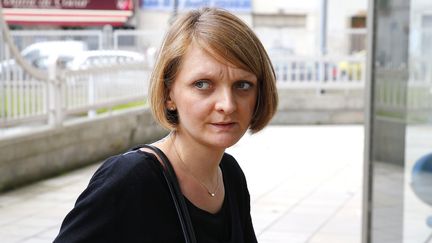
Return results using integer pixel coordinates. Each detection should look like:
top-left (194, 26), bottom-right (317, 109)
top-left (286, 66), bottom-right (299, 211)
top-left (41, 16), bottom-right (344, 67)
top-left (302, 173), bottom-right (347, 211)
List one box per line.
top-left (221, 152), bottom-right (246, 181)
top-left (88, 148), bottom-right (162, 190)
top-left (221, 152), bottom-right (251, 207)
top-left (221, 152), bottom-right (241, 170)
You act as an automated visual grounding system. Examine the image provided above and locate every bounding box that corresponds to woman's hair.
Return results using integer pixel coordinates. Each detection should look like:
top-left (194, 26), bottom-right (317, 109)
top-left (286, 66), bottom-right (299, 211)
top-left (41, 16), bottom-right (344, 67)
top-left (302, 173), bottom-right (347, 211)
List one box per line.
top-left (149, 7), bottom-right (278, 133)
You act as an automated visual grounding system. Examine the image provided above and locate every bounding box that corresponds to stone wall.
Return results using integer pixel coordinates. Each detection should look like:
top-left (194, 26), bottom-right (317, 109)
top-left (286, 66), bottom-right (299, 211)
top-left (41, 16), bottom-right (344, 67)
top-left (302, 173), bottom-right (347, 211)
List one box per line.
top-left (0, 107), bottom-right (167, 192)
top-left (271, 89), bottom-right (364, 125)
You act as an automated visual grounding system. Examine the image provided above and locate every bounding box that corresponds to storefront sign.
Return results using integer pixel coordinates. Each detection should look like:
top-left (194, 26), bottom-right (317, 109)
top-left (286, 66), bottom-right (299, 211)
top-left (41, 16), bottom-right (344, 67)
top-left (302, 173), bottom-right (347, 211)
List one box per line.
top-left (2, 0), bottom-right (133, 10)
top-left (2, 0), bottom-right (134, 26)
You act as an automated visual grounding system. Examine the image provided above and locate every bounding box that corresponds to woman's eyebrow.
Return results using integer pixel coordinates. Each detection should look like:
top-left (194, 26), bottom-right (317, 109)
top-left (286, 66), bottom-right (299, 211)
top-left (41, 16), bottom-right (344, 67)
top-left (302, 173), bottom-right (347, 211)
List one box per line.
top-left (235, 73), bottom-right (257, 82)
top-left (188, 69), bottom-right (216, 79)
top-left (239, 73), bottom-right (257, 79)
top-left (187, 68), bottom-right (257, 81)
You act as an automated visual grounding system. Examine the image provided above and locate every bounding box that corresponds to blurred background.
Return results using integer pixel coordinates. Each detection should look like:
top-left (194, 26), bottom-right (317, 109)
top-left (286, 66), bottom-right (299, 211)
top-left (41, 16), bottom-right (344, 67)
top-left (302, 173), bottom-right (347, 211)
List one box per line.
top-left (0, 0), bottom-right (431, 242)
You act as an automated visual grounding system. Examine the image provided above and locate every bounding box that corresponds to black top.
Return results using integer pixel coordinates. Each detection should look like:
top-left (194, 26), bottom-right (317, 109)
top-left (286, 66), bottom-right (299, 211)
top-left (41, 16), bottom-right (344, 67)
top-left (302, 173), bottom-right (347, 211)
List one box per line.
top-left (53, 147), bottom-right (258, 243)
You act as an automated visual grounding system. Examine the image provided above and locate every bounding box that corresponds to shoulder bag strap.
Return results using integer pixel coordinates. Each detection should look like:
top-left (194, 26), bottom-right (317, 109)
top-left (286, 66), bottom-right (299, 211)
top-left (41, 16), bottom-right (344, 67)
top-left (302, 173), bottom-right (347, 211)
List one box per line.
top-left (140, 144), bottom-right (197, 243)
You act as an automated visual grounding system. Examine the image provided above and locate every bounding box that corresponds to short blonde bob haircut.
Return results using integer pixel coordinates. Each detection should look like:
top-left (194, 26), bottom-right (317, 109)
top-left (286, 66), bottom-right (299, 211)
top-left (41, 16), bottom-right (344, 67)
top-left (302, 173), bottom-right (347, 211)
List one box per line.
top-left (149, 7), bottom-right (278, 133)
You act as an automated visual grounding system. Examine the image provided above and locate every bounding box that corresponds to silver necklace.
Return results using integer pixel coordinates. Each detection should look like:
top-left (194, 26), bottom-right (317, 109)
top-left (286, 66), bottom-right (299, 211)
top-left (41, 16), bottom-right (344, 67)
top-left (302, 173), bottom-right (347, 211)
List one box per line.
top-left (171, 136), bottom-right (221, 197)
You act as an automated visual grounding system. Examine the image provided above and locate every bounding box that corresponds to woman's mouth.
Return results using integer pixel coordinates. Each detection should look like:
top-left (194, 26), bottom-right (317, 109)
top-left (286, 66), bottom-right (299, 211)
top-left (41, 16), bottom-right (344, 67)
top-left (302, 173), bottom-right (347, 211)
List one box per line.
top-left (210, 122), bottom-right (236, 130)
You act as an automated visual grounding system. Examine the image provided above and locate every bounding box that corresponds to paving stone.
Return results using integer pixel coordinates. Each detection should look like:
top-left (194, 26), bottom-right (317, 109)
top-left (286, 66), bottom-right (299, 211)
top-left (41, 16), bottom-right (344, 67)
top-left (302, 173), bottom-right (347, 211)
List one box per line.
top-left (0, 125), bottom-right (364, 242)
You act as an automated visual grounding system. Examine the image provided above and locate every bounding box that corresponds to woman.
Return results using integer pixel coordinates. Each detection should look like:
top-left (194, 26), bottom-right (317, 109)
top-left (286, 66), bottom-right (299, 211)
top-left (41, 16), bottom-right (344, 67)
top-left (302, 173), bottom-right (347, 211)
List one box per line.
top-left (54, 7), bottom-right (278, 243)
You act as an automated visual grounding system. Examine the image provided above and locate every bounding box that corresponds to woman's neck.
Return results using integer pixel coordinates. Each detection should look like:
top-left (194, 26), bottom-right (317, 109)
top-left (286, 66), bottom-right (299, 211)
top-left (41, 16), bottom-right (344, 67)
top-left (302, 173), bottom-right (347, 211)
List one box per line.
top-left (173, 131), bottom-right (222, 175)
top-left (156, 131), bottom-right (222, 179)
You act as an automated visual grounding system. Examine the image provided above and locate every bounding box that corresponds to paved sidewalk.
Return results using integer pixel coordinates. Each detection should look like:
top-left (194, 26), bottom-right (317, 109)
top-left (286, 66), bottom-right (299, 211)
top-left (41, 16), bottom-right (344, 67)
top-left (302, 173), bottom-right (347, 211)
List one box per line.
top-left (0, 125), bottom-right (364, 243)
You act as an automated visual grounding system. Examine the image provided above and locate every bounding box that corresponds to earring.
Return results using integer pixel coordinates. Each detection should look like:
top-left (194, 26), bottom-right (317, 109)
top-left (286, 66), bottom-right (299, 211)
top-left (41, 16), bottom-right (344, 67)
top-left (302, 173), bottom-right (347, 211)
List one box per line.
top-left (169, 106), bottom-right (176, 111)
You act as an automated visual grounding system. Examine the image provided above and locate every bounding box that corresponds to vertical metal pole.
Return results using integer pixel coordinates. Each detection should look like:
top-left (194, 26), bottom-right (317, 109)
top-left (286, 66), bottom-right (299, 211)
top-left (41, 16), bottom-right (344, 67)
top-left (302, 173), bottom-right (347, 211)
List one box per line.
top-left (318, 0), bottom-right (328, 94)
top-left (169, 0), bottom-right (179, 25)
top-left (362, 0), bottom-right (376, 242)
top-left (319, 0), bottom-right (328, 56)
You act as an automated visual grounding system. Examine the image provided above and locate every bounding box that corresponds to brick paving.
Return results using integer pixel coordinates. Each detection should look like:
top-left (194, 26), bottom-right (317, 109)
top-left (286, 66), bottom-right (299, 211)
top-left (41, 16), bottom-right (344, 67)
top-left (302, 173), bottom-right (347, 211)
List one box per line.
top-left (0, 125), bottom-right (364, 243)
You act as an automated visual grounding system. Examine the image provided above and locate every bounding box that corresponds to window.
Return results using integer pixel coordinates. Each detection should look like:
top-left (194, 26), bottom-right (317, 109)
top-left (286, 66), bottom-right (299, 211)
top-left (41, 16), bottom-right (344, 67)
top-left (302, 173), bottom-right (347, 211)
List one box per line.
top-left (350, 14), bottom-right (367, 53)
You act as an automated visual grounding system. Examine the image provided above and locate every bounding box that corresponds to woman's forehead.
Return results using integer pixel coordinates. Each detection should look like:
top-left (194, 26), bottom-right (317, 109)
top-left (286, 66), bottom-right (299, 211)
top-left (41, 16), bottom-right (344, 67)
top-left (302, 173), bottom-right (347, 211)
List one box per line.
top-left (184, 41), bottom-right (253, 72)
top-left (179, 44), bottom-right (256, 79)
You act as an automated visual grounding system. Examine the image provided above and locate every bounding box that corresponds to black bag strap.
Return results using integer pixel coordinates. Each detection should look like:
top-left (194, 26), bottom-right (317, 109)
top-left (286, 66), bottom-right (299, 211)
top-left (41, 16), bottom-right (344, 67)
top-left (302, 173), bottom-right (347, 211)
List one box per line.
top-left (140, 144), bottom-right (197, 243)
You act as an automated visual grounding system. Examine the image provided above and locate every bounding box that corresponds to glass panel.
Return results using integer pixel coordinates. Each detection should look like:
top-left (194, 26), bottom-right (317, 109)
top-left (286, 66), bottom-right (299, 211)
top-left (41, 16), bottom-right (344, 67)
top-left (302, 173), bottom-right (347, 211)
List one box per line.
top-left (368, 0), bottom-right (432, 242)
top-left (404, 0), bottom-right (432, 242)
top-left (369, 0), bottom-right (410, 242)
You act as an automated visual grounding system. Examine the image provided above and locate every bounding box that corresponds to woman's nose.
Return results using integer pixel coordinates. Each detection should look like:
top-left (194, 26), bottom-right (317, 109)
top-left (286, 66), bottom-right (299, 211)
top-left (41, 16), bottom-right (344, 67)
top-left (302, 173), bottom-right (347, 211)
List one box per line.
top-left (215, 88), bottom-right (236, 114)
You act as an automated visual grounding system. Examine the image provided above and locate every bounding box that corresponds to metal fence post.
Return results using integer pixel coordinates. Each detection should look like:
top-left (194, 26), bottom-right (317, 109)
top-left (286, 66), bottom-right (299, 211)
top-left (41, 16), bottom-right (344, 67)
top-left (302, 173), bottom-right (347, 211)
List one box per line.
top-left (47, 55), bottom-right (63, 127)
top-left (88, 76), bottom-right (96, 118)
top-left (102, 25), bottom-right (113, 49)
top-left (318, 55), bottom-right (325, 95)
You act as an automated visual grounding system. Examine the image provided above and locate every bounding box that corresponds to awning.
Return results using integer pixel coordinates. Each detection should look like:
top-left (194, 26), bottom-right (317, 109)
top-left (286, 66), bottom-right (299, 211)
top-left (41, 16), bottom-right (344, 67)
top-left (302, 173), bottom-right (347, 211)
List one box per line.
top-left (3, 8), bottom-right (133, 26)
top-left (1, 0), bottom-right (134, 26)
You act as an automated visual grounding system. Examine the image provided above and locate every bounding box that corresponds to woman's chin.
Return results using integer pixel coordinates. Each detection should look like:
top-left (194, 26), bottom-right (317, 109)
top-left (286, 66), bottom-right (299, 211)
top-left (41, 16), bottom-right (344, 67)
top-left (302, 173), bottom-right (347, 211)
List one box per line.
top-left (206, 135), bottom-right (242, 149)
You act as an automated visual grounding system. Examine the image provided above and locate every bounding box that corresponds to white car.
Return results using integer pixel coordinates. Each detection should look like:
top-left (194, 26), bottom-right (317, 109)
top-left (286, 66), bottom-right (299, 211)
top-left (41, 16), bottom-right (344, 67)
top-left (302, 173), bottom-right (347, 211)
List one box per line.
top-left (21, 40), bottom-right (88, 69)
top-left (63, 50), bottom-right (146, 70)
top-left (0, 40), bottom-right (89, 79)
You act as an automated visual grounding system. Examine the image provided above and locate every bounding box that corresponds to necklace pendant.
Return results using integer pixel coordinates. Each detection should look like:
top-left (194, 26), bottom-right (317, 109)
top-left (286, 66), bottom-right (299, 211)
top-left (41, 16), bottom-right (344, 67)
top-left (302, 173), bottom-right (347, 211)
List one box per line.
top-left (210, 192), bottom-right (216, 197)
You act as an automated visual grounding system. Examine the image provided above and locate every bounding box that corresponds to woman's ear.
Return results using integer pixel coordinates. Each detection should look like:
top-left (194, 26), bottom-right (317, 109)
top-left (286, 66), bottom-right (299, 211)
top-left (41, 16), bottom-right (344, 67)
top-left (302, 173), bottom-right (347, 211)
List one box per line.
top-left (166, 97), bottom-right (176, 111)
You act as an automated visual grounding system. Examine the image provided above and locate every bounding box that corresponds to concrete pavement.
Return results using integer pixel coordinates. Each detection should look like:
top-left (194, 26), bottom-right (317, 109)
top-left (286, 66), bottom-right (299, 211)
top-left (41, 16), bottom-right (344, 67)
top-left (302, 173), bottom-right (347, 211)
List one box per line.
top-left (0, 125), bottom-right (364, 243)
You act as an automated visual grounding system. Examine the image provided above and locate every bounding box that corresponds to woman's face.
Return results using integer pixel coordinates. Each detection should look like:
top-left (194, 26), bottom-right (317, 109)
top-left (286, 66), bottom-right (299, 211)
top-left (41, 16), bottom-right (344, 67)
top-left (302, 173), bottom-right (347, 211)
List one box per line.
top-left (168, 43), bottom-right (258, 149)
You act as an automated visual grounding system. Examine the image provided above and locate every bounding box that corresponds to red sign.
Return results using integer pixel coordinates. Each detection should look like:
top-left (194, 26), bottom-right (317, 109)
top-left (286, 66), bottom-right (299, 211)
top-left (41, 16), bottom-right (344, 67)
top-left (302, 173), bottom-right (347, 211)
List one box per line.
top-left (2, 0), bottom-right (134, 26)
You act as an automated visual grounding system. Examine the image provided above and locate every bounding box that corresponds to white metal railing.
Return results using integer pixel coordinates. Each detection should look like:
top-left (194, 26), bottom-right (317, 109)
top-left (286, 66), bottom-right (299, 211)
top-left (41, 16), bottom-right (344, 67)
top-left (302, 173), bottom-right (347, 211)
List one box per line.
top-left (1, 5), bottom-right (49, 128)
top-left (0, 72), bottom-right (48, 126)
top-left (60, 63), bottom-right (151, 119)
top-left (375, 79), bottom-right (432, 123)
top-left (273, 55), bottom-right (366, 89)
top-left (0, 60), bottom-right (151, 128)
top-left (0, 13), bottom-right (153, 130)
top-left (374, 58), bottom-right (432, 123)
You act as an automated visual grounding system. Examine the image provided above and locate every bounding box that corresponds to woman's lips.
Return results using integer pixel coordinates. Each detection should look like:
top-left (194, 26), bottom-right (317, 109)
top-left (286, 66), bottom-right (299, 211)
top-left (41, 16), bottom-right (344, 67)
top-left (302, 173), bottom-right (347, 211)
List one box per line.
top-left (210, 122), bottom-right (236, 130)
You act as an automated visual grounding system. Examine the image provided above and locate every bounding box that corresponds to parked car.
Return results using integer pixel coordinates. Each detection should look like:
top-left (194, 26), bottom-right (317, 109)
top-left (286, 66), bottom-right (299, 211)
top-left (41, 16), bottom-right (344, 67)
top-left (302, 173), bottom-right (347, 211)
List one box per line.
top-left (0, 40), bottom-right (89, 80)
top-left (62, 50), bottom-right (146, 70)
top-left (0, 40), bottom-right (88, 71)
top-left (22, 40), bottom-right (88, 69)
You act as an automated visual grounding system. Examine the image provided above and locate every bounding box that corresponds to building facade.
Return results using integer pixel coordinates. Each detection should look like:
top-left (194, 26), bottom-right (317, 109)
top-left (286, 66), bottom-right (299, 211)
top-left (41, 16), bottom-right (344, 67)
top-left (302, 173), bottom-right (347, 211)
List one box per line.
top-left (137, 0), bottom-right (367, 56)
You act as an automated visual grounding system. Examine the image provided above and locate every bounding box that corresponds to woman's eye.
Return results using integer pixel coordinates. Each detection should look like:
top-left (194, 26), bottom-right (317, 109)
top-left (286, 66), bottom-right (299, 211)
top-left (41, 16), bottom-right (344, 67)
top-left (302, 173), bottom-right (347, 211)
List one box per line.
top-left (235, 81), bottom-right (254, 90)
top-left (194, 80), bottom-right (211, 90)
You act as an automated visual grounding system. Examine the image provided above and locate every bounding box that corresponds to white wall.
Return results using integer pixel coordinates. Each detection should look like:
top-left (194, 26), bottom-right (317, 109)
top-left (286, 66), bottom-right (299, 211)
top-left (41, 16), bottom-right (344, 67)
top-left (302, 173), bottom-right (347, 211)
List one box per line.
top-left (252, 0), bottom-right (316, 14)
top-left (326, 0), bottom-right (368, 55)
top-left (137, 0), bottom-right (367, 56)
top-left (136, 8), bottom-right (253, 59)
top-left (251, 0), bottom-right (318, 55)
top-left (137, 11), bottom-right (172, 31)
top-left (253, 0), bottom-right (367, 30)
top-left (252, 0), bottom-right (367, 56)
top-left (327, 0), bottom-right (367, 31)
